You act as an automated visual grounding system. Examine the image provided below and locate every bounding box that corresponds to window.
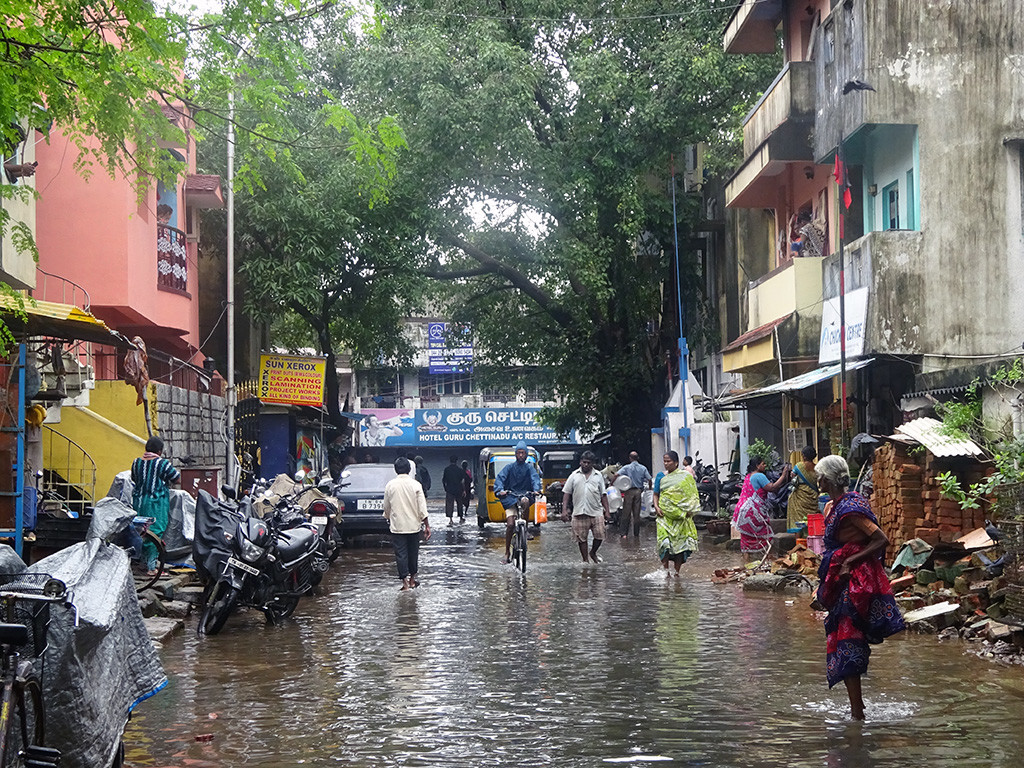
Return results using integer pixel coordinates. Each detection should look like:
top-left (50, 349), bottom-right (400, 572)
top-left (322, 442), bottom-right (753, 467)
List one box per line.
top-left (434, 373), bottom-right (471, 396)
top-left (883, 181), bottom-right (900, 230)
top-left (823, 22), bottom-right (835, 64)
top-left (905, 170), bottom-right (916, 230)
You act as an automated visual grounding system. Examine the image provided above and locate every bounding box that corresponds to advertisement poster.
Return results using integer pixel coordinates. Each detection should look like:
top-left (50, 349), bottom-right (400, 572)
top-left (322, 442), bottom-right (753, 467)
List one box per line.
top-left (818, 287), bottom-right (869, 364)
top-left (359, 408), bottom-right (575, 447)
top-left (359, 409), bottom-right (415, 447)
top-left (427, 322), bottom-right (473, 374)
top-left (258, 353), bottom-right (327, 407)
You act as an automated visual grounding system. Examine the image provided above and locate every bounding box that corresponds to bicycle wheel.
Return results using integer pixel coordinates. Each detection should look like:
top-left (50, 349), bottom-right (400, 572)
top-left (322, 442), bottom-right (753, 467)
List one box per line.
top-left (516, 521), bottom-right (528, 574)
top-left (135, 530), bottom-right (166, 594)
top-left (0, 674), bottom-right (47, 767)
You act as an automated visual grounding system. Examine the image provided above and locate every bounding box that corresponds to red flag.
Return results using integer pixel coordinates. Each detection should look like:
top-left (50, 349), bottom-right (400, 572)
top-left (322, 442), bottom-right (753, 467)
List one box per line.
top-left (833, 151), bottom-right (852, 211)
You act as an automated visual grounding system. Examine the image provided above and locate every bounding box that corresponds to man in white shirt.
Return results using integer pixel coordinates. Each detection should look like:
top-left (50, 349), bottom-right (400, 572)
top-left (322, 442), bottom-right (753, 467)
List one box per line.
top-left (383, 456), bottom-right (431, 590)
top-left (561, 451), bottom-right (610, 563)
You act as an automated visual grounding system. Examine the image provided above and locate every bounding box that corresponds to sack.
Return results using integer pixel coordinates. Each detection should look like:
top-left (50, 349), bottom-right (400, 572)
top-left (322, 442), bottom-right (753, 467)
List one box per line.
top-left (534, 496), bottom-right (548, 524)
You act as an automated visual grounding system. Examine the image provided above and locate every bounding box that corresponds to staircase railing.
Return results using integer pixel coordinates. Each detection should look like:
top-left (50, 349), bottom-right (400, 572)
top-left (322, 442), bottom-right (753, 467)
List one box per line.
top-left (41, 427), bottom-right (97, 512)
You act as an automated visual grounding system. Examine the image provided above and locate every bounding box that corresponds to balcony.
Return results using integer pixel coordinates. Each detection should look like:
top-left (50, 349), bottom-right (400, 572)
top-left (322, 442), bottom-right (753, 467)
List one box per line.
top-left (726, 63), bottom-right (817, 209)
top-left (157, 224), bottom-right (188, 296)
top-left (742, 62), bottom-right (815, 157)
top-left (826, 230), bottom-right (925, 357)
top-left (723, 257), bottom-right (824, 373)
top-left (723, 0), bottom-right (783, 55)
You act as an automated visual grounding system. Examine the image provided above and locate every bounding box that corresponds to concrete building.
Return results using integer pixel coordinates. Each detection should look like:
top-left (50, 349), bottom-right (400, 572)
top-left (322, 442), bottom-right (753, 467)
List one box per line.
top-left (716, 0), bottom-right (1024, 458)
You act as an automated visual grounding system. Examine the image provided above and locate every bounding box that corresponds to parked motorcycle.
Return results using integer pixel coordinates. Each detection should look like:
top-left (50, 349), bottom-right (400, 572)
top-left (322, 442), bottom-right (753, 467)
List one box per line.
top-left (194, 488), bottom-right (323, 635)
top-left (694, 457), bottom-right (741, 516)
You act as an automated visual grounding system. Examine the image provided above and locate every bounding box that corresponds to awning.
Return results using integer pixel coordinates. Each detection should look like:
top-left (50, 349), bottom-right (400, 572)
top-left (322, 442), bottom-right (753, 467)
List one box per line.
top-left (0, 296), bottom-right (135, 347)
top-left (892, 417), bottom-right (985, 459)
top-left (715, 358), bottom-right (874, 406)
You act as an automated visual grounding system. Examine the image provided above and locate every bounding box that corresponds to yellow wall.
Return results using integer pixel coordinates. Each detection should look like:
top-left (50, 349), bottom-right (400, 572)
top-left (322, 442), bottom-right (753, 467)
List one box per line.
top-left (748, 256), bottom-right (824, 328)
top-left (44, 381), bottom-right (149, 502)
top-left (723, 336), bottom-right (776, 373)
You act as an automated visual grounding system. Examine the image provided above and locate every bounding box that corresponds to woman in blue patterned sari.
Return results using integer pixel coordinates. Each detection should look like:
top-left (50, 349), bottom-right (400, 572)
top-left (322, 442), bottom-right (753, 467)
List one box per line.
top-left (815, 455), bottom-right (904, 720)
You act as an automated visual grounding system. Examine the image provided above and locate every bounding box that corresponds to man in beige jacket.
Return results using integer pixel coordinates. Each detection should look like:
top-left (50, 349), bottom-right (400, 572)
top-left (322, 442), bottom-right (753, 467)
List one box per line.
top-left (383, 456), bottom-right (431, 591)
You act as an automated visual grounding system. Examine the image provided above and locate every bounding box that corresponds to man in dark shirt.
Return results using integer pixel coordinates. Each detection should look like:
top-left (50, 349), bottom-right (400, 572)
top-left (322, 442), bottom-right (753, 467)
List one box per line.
top-left (442, 455), bottom-right (468, 525)
top-left (494, 441), bottom-right (541, 563)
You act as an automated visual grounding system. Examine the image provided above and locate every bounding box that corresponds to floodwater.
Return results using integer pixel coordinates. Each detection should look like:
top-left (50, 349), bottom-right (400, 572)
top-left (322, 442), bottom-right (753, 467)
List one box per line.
top-left (126, 513), bottom-right (1024, 768)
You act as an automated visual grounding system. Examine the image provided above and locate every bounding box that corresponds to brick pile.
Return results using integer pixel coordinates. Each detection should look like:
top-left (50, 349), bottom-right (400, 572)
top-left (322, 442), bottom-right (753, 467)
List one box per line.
top-left (871, 442), bottom-right (989, 562)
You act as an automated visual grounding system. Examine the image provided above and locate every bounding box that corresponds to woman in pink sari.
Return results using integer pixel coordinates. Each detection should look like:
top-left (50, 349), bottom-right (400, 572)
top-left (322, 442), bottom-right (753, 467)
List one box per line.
top-left (732, 458), bottom-right (790, 562)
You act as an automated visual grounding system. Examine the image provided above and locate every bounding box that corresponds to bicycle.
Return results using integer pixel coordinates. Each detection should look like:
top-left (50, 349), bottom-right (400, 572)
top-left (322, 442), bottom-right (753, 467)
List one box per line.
top-left (0, 573), bottom-right (77, 767)
top-left (509, 495), bottom-right (532, 574)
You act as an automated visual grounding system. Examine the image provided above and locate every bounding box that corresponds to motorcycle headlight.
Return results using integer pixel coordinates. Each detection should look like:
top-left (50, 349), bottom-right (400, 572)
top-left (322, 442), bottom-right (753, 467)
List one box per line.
top-left (240, 538), bottom-right (265, 563)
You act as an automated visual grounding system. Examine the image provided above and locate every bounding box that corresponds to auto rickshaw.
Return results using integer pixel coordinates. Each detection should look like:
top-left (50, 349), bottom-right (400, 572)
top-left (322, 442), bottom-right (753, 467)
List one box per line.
top-left (541, 450), bottom-right (578, 514)
top-left (476, 446), bottom-right (543, 528)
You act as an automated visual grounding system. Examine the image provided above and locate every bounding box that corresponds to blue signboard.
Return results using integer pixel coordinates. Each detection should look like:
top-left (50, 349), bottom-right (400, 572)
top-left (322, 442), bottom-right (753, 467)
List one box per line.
top-left (428, 322), bottom-right (473, 374)
top-left (359, 408), bottom-right (576, 447)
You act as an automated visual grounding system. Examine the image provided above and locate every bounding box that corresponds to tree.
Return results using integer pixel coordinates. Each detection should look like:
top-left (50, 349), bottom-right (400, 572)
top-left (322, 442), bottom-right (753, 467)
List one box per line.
top-left (0, 0), bottom-right (391, 348)
top-left (330, 0), bottom-right (777, 453)
top-left (198, 111), bottom-right (415, 433)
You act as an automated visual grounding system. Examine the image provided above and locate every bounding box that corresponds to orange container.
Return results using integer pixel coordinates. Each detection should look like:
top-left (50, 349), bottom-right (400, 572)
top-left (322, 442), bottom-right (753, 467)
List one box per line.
top-left (796, 537), bottom-right (808, 549)
top-left (807, 513), bottom-right (825, 537)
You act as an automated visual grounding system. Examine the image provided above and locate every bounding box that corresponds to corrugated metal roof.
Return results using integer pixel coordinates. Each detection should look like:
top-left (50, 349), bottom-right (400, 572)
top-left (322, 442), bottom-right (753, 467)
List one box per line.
top-left (894, 417), bottom-right (985, 458)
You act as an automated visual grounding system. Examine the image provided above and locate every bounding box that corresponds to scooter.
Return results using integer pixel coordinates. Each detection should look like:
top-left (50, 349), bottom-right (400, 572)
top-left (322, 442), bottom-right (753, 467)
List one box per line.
top-left (194, 488), bottom-right (322, 635)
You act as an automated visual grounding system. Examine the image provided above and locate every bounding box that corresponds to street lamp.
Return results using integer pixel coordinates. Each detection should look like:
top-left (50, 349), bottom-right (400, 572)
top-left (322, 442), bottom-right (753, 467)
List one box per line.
top-left (836, 78), bottom-right (874, 450)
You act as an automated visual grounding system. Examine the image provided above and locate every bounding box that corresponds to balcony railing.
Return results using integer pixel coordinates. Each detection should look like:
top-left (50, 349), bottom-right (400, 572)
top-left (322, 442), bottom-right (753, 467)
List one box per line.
top-left (742, 62), bottom-right (815, 157)
top-left (34, 268), bottom-right (90, 311)
top-left (157, 224), bottom-right (188, 294)
top-left (748, 256), bottom-right (824, 330)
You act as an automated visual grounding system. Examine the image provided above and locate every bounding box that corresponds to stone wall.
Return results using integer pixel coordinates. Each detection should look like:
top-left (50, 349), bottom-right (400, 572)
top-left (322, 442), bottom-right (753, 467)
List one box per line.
top-left (153, 383), bottom-right (225, 467)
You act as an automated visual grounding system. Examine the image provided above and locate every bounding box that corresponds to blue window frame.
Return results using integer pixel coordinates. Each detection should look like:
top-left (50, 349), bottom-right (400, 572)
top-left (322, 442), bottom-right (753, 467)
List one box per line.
top-left (905, 170), bottom-right (916, 230)
top-left (883, 181), bottom-right (900, 230)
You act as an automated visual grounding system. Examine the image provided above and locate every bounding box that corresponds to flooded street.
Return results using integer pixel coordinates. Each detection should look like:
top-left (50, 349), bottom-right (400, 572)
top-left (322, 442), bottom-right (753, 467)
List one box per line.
top-left (127, 513), bottom-right (1024, 767)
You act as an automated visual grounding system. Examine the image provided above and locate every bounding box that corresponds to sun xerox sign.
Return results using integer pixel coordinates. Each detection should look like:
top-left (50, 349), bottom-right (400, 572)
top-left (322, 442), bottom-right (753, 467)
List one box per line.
top-left (258, 353), bottom-right (327, 407)
top-left (818, 287), bottom-right (869, 364)
top-left (359, 408), bottom-right (576, 447)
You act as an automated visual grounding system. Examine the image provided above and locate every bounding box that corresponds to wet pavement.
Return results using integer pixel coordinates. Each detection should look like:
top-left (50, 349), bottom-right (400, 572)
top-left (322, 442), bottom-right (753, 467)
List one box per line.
top-left (126, 511), bottom-right (1024, 767)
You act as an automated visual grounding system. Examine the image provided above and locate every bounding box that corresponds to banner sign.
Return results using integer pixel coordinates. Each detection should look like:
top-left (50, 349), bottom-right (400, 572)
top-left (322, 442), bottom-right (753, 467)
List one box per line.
top-left (818, 287), bottom-right (869, 364)
top-left (358, 407), bottom-right (576, 447)
top-left (427, 322), bottom-right (473, 374)
top-left (258, 353), bottom-right (327, 407)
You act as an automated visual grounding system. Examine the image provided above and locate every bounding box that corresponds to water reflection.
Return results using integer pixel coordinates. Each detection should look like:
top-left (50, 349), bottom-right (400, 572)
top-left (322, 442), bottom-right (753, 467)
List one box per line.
top-left (127, 516), bottom-right (1024, 767)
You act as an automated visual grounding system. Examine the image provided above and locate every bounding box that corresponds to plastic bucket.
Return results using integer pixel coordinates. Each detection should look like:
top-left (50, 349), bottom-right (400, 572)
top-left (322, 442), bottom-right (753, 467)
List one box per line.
top-left (807, 513), bottom-right (825, 537)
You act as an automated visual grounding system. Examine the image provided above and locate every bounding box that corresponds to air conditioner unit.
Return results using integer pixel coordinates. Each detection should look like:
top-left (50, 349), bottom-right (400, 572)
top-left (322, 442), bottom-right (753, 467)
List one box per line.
top-left (785, 427), bottom-right (815, 455)
top-left (683, 142), bottom-right (705, 193)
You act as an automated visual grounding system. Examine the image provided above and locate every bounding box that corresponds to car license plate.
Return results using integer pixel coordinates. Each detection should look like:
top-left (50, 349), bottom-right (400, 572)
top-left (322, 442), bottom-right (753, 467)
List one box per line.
top-left (357, 498), bottom-right (384, 511)
top-left (227, 557), bottom-right (259, 576)
top-left (311, 515), bottom-right (328, 526)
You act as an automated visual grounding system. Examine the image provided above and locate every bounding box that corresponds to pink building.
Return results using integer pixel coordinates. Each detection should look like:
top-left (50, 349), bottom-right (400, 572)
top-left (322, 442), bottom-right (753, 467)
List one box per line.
top-left (33, 105), bottom-right (223, 383)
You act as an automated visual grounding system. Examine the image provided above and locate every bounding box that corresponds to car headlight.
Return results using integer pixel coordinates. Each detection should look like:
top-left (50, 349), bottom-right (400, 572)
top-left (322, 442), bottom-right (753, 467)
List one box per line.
top-left (240, 538), bottom-right (265, 563)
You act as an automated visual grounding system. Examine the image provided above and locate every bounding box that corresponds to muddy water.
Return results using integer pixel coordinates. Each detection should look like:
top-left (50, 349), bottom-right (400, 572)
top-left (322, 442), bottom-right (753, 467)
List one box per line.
top-left (126, 514), bottom-right (1024, 767)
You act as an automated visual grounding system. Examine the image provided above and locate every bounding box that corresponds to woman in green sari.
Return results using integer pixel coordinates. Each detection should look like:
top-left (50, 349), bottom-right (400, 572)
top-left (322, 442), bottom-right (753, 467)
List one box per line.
top-left (653, 451), bottom-right (700, 576)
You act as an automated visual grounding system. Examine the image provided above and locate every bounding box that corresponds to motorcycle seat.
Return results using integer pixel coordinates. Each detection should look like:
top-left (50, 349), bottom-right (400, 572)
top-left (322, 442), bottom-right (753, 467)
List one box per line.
top-left (275, 526), bottom-right (317, 562)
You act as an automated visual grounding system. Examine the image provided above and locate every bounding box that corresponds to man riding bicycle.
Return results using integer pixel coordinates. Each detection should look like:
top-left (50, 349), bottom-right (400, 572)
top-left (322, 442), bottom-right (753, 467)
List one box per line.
top-left (494, 440), bottom-right (541, 564)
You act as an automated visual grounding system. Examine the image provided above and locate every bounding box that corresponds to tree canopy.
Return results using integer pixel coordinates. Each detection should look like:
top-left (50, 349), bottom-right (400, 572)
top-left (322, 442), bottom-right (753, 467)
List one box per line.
top-left (327, 0), bottom-right (777, 451)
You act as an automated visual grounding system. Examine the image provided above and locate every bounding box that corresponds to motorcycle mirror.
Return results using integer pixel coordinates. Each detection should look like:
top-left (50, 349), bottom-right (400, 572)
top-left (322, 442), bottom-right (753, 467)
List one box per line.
top-left (221, 485), bottom-right (237, 500)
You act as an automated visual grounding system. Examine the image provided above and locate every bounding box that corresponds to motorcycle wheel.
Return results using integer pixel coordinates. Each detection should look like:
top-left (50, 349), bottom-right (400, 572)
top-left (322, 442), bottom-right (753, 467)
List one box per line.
top-left (328, 528), bottom-right (343, 563)
top-left (199, 579), bottom-right (238, 636)
top-left (265, 595), bottom-right (300, 624)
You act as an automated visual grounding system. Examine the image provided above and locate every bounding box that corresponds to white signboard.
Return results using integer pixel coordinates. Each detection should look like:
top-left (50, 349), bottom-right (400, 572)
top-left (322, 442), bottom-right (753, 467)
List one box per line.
top-left (818, 287), bottom-right (869, 364)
